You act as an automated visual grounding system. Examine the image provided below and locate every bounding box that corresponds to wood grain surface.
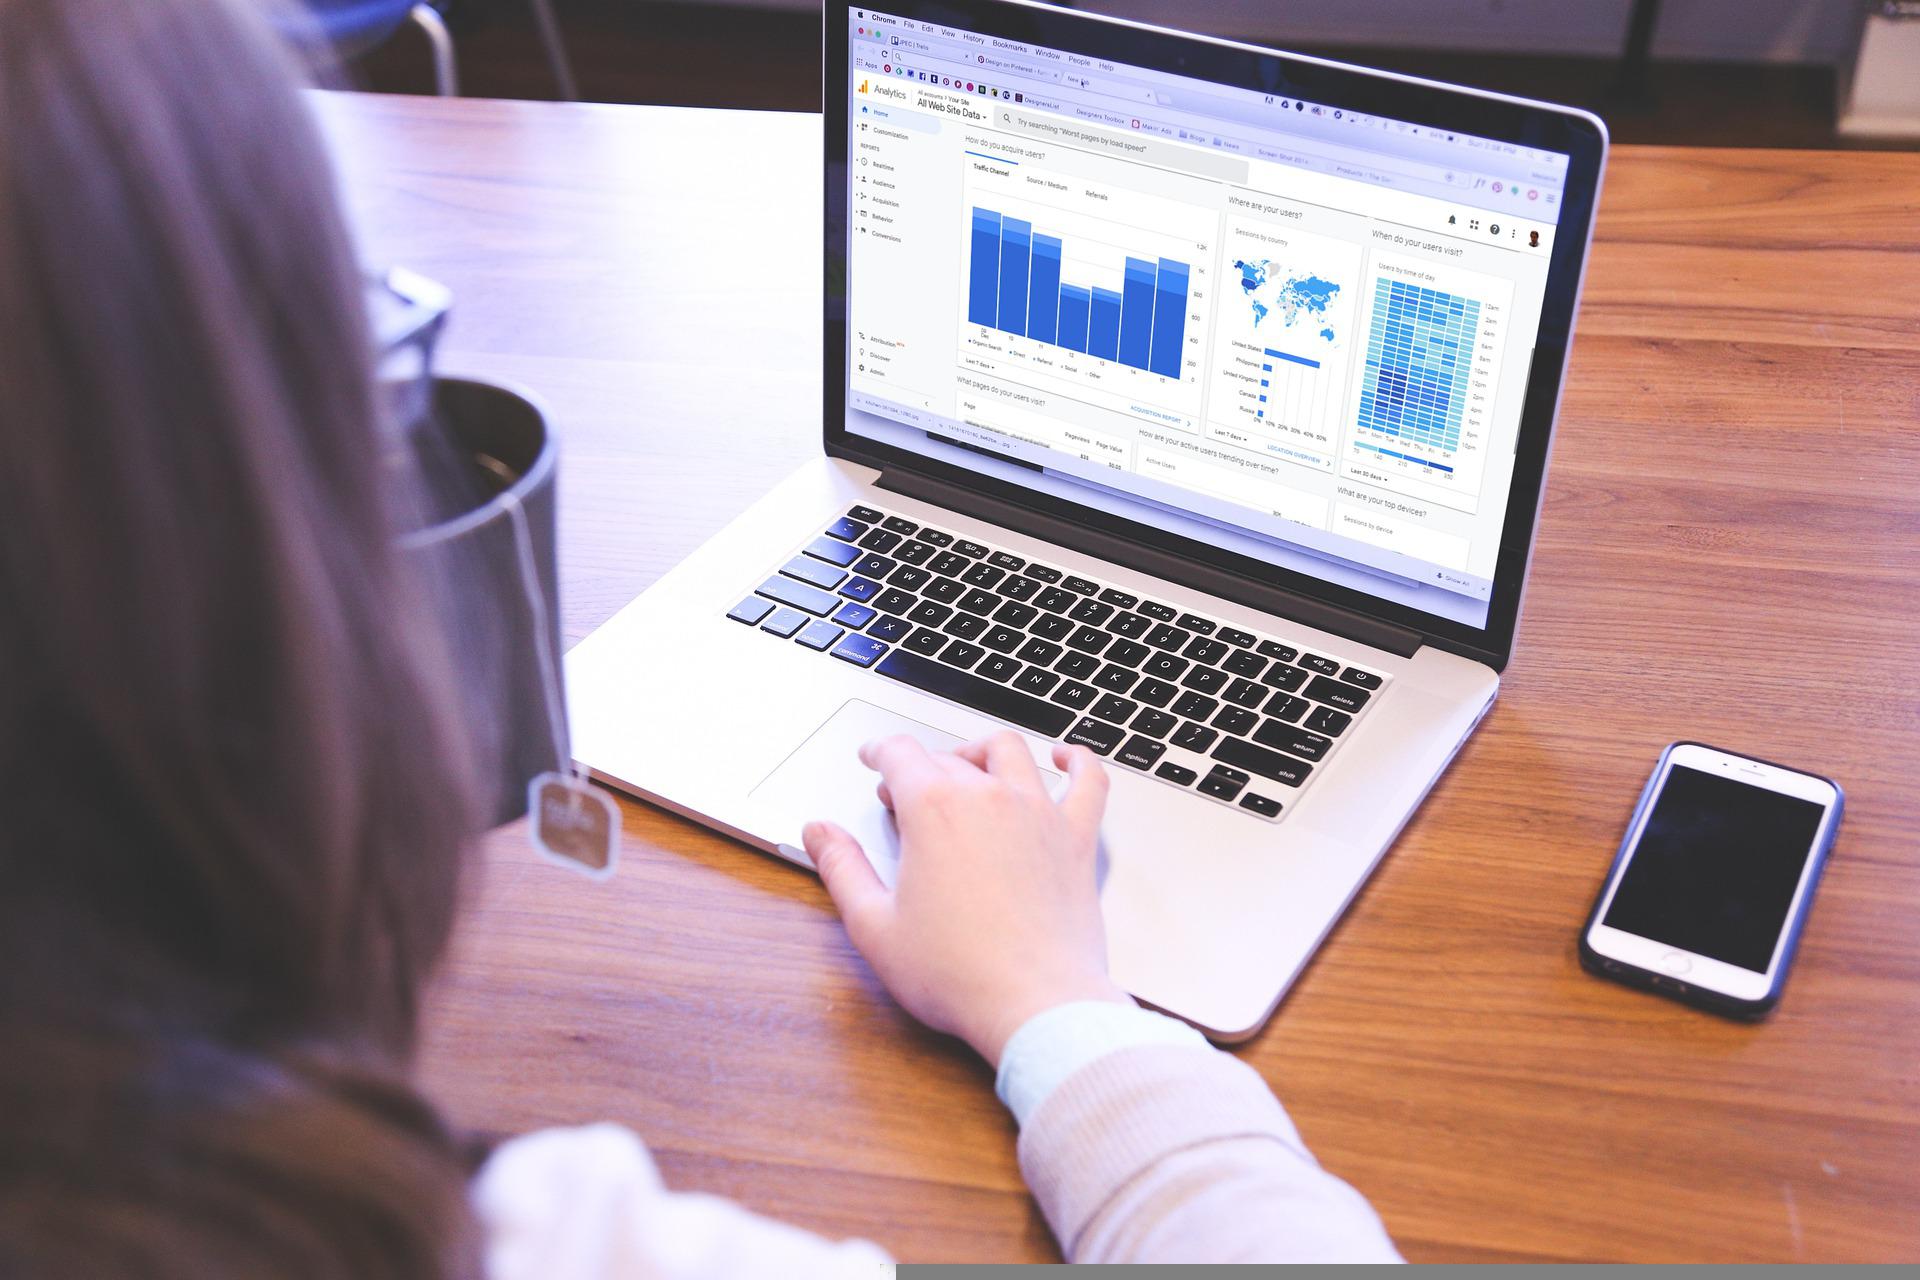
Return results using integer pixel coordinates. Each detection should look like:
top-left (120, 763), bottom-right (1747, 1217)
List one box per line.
top-left (316, 93), bottom-right (1920, 1263)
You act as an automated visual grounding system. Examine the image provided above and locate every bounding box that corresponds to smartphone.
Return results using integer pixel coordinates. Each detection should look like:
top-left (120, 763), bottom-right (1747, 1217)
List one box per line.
top-left (1580, 741), bottom-right (1843, 1018)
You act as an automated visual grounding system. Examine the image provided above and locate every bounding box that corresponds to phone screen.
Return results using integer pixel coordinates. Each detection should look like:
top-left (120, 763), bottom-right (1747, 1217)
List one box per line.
top-left (1602, 765), bottom-right (1825, 973)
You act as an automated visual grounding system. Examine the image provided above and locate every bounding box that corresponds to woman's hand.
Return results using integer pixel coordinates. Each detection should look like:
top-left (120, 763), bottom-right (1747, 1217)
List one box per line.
top-left (802, 732), bottom-right (1131, 1066)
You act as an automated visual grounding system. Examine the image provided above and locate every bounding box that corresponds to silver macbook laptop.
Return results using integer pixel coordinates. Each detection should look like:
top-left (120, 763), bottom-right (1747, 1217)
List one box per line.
top-left (566, 0), bottom-right (1607, 1039)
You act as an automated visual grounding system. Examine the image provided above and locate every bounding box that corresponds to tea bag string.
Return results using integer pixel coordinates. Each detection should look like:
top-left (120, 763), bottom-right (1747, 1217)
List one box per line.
top-left (496, 483), bottom-right (574, 786)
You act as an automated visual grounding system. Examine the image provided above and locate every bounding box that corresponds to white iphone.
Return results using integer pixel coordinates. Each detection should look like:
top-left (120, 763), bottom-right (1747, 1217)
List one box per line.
top-left (1581, 741), bottom-right (1843, 1018)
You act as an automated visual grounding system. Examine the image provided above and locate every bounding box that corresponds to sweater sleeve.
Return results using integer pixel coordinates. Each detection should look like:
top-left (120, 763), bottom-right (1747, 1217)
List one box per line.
top-left (1015, 1043), bottom-right (1403, 1263)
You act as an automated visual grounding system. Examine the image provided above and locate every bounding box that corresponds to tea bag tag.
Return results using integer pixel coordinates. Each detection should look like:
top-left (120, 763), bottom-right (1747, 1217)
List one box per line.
top-left (529, 770), bottom-right (619, 879)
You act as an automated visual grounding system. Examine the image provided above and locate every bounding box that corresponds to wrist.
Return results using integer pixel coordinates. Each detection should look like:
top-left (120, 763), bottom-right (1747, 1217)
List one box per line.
top-left (970, 976), bottom-right (1134, 1068)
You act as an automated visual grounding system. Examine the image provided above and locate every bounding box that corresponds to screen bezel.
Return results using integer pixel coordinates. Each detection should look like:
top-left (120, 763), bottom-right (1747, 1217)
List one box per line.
top-left (1584, 743), bottom-right (1839, 1001)
top-left (824, 0), bottom-right (1607, 669)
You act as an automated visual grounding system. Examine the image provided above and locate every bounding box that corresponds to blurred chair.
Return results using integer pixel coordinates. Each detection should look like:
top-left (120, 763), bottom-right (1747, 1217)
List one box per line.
top-left (291, 1), bottom-right (578, 100)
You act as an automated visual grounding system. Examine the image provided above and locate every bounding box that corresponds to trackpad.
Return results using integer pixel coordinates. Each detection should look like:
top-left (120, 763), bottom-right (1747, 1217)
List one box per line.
top-left (750, 699), bottom-right (1061, 888)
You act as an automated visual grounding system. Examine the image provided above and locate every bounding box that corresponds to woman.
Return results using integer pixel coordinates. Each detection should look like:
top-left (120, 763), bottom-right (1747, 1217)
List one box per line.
top-left (0, 0), bottom-right (1397, 1271)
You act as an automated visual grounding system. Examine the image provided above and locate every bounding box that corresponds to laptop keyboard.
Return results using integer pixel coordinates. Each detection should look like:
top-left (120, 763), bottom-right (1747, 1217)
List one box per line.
top-left (724, 504), bottom-right (1387, 822)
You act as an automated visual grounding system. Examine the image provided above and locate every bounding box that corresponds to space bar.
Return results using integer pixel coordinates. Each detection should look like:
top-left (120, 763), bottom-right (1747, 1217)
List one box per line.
top-left (874, 650), bottom-right (1076, 737)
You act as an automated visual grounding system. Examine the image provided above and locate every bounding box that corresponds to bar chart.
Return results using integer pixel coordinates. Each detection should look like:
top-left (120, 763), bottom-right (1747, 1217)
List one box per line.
top-left (968, 206), bottom-right (1190, 379)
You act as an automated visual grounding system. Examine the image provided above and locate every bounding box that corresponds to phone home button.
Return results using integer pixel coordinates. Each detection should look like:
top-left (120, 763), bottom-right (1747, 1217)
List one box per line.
top-left (1659, 951), bottom-right (1694, 975)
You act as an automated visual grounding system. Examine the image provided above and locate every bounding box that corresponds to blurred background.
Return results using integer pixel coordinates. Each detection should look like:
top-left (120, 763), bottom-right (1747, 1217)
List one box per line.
top-left (338, 0), bottom-right (1920, 147)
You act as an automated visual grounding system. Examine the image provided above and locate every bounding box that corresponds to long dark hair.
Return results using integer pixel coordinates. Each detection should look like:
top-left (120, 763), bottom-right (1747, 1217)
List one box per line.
top-left (0, 0), bottom-right (484, 1273)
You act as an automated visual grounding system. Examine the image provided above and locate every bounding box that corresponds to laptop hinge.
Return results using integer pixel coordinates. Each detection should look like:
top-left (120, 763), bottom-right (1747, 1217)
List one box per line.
top-left (876, 468), bottom-right (1423, 659)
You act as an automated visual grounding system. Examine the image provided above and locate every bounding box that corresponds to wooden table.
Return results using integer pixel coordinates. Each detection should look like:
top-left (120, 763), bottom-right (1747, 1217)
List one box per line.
top-left (317, 92), bottom-right (1920, 1263)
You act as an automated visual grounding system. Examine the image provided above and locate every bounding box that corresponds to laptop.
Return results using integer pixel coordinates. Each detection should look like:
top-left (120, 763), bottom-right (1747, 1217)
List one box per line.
top-left (565, 0), bottom-right (1607, 1039)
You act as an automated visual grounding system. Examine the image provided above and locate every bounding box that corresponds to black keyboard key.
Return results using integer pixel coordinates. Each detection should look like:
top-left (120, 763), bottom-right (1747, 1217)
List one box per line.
top-left (1090, 694), bottom-right (1139, 725)
top-left (1143, 651), bottom-right (1189, 681)
top-left (838, 576), bottom-right (882, 603)
top-left (1222, 649), bottom-right (1267, 678)
top-left (875, 649), bottom-right (1075, 736)
top-left (928, 551), bottom-right (970, 577)
top-left (1115, 735), bottom-right (1166, 771)
top-left (1055, 651), bottom-right (1100, 680)
top-left (1253, 720), bottom-right (1332, 762)
top-left (1065, 717), bottom-right (1123, 755)
top-left (1131, 708), bottom-right (1177, 738)
top-left (858, 528), bottom-right (902, 553)
top-left (942, 613), bottom-right (987, 641)
top-left (1138, 600), bottom-right (1177, 621)
top-left (1024, 563), bottom-right (1062, 583)
top-left (953, 539), bottom-right (990, 559)
top-left (958, 588), bottom-right (999, 616)
top-left (1107, 611), bottom-right (1152, 639)
top-left (834, 602), bottom-right (878, 629)
top-left (894, 539), bottom-right (936, 566)
top-left (993, 601), bottom-right (1038, 628)
top-left (1180, 667), bottom-right (1227, 695)
top-left (1306, 706), bottom-right (1352, 737)
top-left (1093, 664), bottom-right (1139, 694)
top-left (997, 575), bottom-right (1041, 602)
top-left (886, 565), bottom-right (931, 593)
top-left (869, 615), bottom-right (913, 643)
top-left (1304, 674), bottom-right (1372, 713)
top-left (760, 606), bottom-right (807, 637)
top-left (1133, 677), bottom-right (1178, 708)
top-left (1223, 678), bottom-right (1267, 709)
top-left (1013, 667), bottom-right (1061, 697)
top-left (904, 626), bottom-right (946, 655)
top-left (1184, 637), bottom-right (1230, 666)
top-left (1155, 762), bottom-right (1198, 786)
top-left (1177, 614), bottom-right (1216, 635)
top-left (831, 635), bottom-right (889, 667)
top-left (1032, 614), bottom-right (1075, 641)
top-left (1213, 706), bottom-right (1258, 737)
top-left (980, 625), bottom-right (1023, 653)
top-left (847, 504), bottom-right (884, 523)
top-left (1257, 640), bottom-right (1299, 663)
top-left (1099, 588), bottom-right (1140, 609)
top-left (1341, 668), bottom-right (1384, 690)
top-left (796, 620), bottom-right (844, 651)
top-left (939, 639), bottom-right (985, 669)
top-left (906, 600), bottom-right (952, 628)
top-left (1198, 767), bottom-right (1247, 802)
top-left (1016, 637), bottom-right (1063, 666)
top-left (805, 535), bottom-right (863, 567)
top-left (1068, 598), bottom-right (1113, 626)
top-left (1062, 575), bottom-right (1099, 595)
top-left (1265, 692), bottom-right (1310, 722)
top-left (1172, 721), bottom-right (1217, 752)
top-left (988, 551), bottom-right (1025, 572)
top-left (917, 528), bottom-right (953, 547)
top-left (1298, 653), bottom-right (1341, 676)
top-left (824, 516), bottom-right (867, 543)
top-left (962, 562), bottom-right (1005, 589)
top-left (881, 515), bottom-right (918, 535)
top-left (923, 576), bottom-right (965, 603)
top-left (852, 552), bottom-right (896, 579)
top-left (1261, 662), bottom-right (1309, 693)
top-left (1050, 680), bottom-right (1097, 711)
top-left (1104, 639), bottom-right (1150, 668)
top-left (1218, 626), bottom-right (1257, 649)
top-left (977, 653), bottom-right (1021, 683)
top-left (1213, 737), bottom-right (1314, 788)
top-left (757, 574), bottom-right (837, 616)
top-left (728, 596), bottom-right (774, 626)
top-left (1172, 692), bottom-right (1219, 721)
top-left (872, 588), bottom-right (916, 616)
top-left (1034, 586), bottom-right (1077, 613)
top-left (1240, 793), bottom-right (1282, 819)
top-left (1146, 624), bottom-right (1191, 652)
top-left (1066, 626), bottom-right (1113, 655)
top-left (782, 555), bottom-right (846, 590)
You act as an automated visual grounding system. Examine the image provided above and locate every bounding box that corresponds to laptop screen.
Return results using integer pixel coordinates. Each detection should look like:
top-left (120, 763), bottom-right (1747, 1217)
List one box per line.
top-left (837, 3), bottom-right (1593, 639)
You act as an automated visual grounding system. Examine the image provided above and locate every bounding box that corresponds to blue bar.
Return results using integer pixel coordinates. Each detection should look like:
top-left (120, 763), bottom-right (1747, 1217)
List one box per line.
top-left (968, 207), bottom-right (1001, 327)
top-left (1057, 285), bottom-right (1091, 353)
top-left (996, 217), bottom-right (1031, 336)
top-left (1087, 288), bottom-right (1122, 360)
top-left (1117, 258), bottom-right (1157, 370)
top-left (1148, 258), bottom-right (1189, 378)
top-left (1028, 235), bottom-right (1062, 346)
top-left (1262, 347), bottom-right (1321, 370)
